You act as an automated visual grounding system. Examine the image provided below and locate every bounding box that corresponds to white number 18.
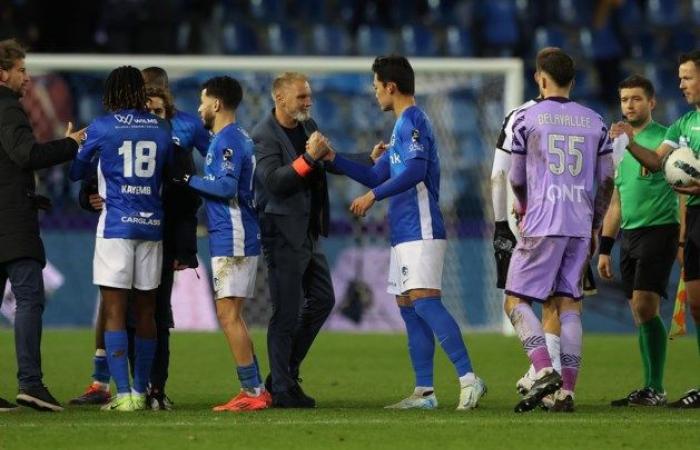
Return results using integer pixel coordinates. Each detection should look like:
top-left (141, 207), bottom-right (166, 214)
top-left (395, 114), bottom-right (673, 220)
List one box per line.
top-left (118, 140), bottom-right (156, 178)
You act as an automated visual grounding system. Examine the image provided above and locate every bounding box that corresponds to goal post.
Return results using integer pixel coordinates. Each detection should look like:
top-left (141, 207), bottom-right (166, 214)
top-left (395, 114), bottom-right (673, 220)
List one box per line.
top-left (26, 55), bottom-right (523, 332)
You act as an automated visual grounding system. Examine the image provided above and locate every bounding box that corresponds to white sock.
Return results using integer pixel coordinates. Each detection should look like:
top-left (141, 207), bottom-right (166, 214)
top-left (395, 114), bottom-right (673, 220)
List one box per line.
top-left (459, 372), bottom-right (476, 387)
top-left (526, 364), bottom-right (537, 380)
top-left (95, 348), bottom-right (107, 357)
top-left (414, 386), bottom-right (434, 396)
top-left (131, 388), bottom-right (144, 397)
top-left (545, 333), bottom-right (561, 373)
top-left (92, 381), bottom-right (109, 391)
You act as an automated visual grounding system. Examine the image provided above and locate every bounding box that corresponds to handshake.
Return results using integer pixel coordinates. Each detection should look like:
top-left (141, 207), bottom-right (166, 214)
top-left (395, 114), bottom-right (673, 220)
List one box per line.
top-left (306, 131), bottom-right (335, 162)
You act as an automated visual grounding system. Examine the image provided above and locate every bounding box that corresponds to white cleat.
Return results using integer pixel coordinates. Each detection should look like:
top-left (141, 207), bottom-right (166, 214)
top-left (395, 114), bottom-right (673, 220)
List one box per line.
top-left (457, 377), bottom-right (487, 410)
top-left (385, 393), bottom-right (438, 410)
top-left (516, 371), bottom-right (536, 396)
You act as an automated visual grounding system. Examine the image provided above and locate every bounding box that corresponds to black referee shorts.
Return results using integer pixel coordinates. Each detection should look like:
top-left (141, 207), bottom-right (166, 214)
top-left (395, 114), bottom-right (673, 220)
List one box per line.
top-left (684, 206), bottom-right (700, 282)
top-left (620, 223), bottom-right (679, 299)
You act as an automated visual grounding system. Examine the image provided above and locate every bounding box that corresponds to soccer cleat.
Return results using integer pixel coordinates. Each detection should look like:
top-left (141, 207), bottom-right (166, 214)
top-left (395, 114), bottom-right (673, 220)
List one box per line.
top-left (261, 390), bottom-right (273, 408)
top-left (0, 397), bottom-right (18, 412)
top-left (100, 394), bottom-right (136, 412)
top-left (147, 390), bottom-right (174, 411)
top-left (540, 394), bottom-right (556, 410)
top-left (69, 382), bottom-right (111, 406)
top-left (611, 389), bottom-right (643, 407)
top-left (514, 369), bottom-right (562, 413)
top-left (629, 388), bottom-right (667, 407)
top-left (457, 377), bottom-right (486, 410)
top-left (131, 393), bottom-right (146, 410)
top-left (668, 389), bottom-right (700, 409)
top-left (213, 390), bottom-right (269, 412)
top-left (385, 392), bottom-right (438, 410)
top-left (16, 385), bottom-right (63, 412)
top-left (550, 390), bottom-right (575, 413)
top-left (516, 371), bottom-right (536, 396)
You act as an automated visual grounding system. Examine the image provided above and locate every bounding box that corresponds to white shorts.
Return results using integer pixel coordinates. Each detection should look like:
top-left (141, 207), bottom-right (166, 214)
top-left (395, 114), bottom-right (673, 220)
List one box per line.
top-left (93, 237), bottom-right (163, 290)
top-left (387, 239), bottom-right (446, 296)
top-left (211, 256), bottom-right (258, 300)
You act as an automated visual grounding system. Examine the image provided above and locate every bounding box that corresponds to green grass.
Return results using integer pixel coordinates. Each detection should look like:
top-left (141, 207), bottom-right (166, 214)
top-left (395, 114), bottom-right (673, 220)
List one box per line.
top-left (0, 330), bottom-right (699, 449)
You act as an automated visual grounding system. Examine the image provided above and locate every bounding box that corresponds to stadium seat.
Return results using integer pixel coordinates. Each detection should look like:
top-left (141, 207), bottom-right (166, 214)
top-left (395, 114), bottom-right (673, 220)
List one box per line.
top-left (646, 0), bottom-right (682, 27)
top-left (356, 25), bottom-right (395, 56)
top-left (311, 24), bottom-right (351, 55)
top-left (249, 0), bottom-right (285, 23)
top-left (645, 62), bottom-right (679, 97)
top-left (445, 26), bottom-right (474, 57)
top-left (267, 23), bottom-right (304, 55)
top-left (312, 94), bottom-right (342, 133)
top-left (556, 0), bottom-right (593, 26)
top-left (580, 25), bottom-right (623, 60)
top-left (222, 21), bottom-right (260, 54)
top-left (479, 0), bottom-right (519, 50)
top-left (532, 26), bottom-right (566, 55)
top-left (670, 29), bottom-right (697, 54)
top-left (401, 24), bottom-right (437, 57)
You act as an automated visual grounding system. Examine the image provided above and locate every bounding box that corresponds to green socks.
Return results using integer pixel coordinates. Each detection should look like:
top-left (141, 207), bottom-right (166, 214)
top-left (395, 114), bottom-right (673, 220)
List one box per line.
top-left (638, 330), bottom-right (651, 388)
top-left (639, 316), bottom-right (667, 392)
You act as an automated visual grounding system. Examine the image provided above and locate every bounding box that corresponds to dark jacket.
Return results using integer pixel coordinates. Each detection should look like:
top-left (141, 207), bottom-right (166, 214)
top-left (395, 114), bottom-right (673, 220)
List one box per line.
top-left (78, 144), bottom-right (200, 268)
top-left (0, 86), bottom-right (78, 266)
top-left (253, 109), bottom-right (371, 244)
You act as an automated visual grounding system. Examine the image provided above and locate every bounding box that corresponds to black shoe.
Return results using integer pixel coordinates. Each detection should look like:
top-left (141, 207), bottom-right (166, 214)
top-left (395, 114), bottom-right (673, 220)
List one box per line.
top-left (550, 393), bottom-right (575, 413)
top-left (265, 373), bottom-right (272, 393)
top-left (629, 387), bottom-right (667, 407)
top-left (514, 370), bottom-right (562, 413)
top-left (611, 388), bottom-right (643, 407)
top-left (272, 383), bottom-right (316, 408)
top-left (668, 389), bottom-right (700, 409)
top-left (147, 388), bottom-right (173, 411)
top-left (16, 385), bottom-right (63, 412)
top-left (0, 397), bottom-right (18, 412)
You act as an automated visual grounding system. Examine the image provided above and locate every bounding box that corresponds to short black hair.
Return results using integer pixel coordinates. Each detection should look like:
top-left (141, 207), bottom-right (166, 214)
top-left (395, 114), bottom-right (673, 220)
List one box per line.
top-left (103, 66), bottom-right (146, 112)
top-left (202, 76), bottom-right (242, 111)
top-left (142, 66), bottom-right (169, 89)
top-left (618, 75), bottom-right (655, 99)
top-left (536, 47), bottom-right (575, 88)
top-left (0, 38), bottom-right (25, 71)
top-left (372, 55), bottom-right (415, 95)
top-left (679, 50), bottom-right (700, 69)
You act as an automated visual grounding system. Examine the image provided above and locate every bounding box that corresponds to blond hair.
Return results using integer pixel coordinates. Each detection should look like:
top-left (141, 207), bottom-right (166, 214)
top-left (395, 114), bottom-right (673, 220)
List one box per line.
top-left (0, 38), bottom-right (26, 71)
top-left (271, 72), bottom-right (308, 100)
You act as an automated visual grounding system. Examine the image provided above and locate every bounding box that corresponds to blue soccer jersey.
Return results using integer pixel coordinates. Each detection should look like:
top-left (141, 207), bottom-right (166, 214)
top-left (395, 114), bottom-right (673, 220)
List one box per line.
top-left (188, 122), bottom-right (260, 257)
top-left (384, 105), bottom-right (446, 246)
top-left (69, 109), bottom-right (174, 241)
top-left (171, 109), bottom-right (210, 155)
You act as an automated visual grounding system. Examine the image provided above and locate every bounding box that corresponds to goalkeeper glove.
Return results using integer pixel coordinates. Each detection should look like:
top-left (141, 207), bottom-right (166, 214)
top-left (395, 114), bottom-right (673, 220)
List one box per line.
top-left (493, 221), bottom-right (516, 289)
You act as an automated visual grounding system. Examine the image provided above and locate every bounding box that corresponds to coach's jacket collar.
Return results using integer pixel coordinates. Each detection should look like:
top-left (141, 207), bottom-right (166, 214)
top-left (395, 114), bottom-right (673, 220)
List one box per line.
top-left (267, 108), bottom-right (316, 161)
top-left (0, 85), bottom-right (20, 99)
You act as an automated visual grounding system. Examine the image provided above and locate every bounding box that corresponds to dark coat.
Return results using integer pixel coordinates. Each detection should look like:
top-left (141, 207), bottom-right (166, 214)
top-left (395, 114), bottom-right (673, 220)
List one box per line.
top-left (0, 86), bottom-right (78, 266)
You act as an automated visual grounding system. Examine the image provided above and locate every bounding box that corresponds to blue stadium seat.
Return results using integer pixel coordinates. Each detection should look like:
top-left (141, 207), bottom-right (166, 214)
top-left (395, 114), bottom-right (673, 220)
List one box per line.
top-left (249, 0), bottom-right (285, 22)
top-left (479, 0), bottom-right (519, 49)
top-left (646, 0), bottom-right (682, 27)
top-left (693, 0), bottom-right (700, 24)
top-left (629, 30), bottom-right (664, 60)
top-left (356, 25), bottom-right (395, 56)
top-left (312, 94), bottom-right (342, 133)
top-left (670, 29), bottom-right (697, 54)
top-left (580, 24), bottom-right (623, 60)
top-left (222, 21), bottom-right (260, 54)
top-left (645, 63), bottom-right (679, 97)
top-left (532, 26), bottom-right (566, 55)
top-left (401, 24), bottom-right (437, 57)
top-left (299, 0), bottom-right (330, 23)
top-left (311, 24), bottom-right (351, 55)
top-left (445, 26), bottom-right (474, 57)
top-left (267, 23), bottom-right (304, 55)
top-left (557, 0), bottom-right (593, 26)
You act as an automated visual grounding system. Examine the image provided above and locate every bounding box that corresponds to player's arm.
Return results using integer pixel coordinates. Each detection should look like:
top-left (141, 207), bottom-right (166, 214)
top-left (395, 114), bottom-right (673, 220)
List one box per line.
top-left (610, 121), bottom-right (673, 172)
top-left (592, 131), bottom-right (616, 246)
top-left (69, 122), bottom-right (101, 181)
top-left (186, 147), bottom-right (241, 200)
top-left (254, 135), bottom-right (323, 197)
top-left (326, 150), bottom-right (390, 188)
top-left (597, 188), bottom-right (621, 279)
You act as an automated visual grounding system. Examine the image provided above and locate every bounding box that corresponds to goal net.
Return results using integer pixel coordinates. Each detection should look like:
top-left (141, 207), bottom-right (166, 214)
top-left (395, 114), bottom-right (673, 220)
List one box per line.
top-left (25, 55), bottom-right (522, 332)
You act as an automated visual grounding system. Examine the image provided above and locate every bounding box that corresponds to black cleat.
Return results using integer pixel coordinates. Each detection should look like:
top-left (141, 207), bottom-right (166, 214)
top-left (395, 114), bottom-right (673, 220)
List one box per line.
top-left (629, 388), bottom-right (666, 407)
top-left (550, 393), bottom-right (575, 412)
top-left (16, 385), bottom-right (63, 412)
top-left (514, 370), bottom-right (562, 413)
top-left (147, 388), bottom-right (173, 411)
top-left (611, 388), bottom-right (643, 407)
top-left (69, 383), bottom-right (111, 406)
top-left (272, 383), bottom-right (316, 408)
top-left (0, 397), bottom-right (18, 412)
top-left (668, 389), bottom-right (700, 409)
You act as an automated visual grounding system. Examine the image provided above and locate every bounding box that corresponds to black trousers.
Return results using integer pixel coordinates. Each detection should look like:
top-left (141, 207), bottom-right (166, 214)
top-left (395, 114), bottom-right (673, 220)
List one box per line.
top-left (0, 258), bottom-right (45, 389)
top-left (262, 219), bottom-right (335, 393)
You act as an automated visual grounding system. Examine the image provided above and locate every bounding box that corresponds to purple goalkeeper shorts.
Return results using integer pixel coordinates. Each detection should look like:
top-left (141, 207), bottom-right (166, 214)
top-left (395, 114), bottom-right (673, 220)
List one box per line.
top-left (505, 236), bottom-right (590, 302)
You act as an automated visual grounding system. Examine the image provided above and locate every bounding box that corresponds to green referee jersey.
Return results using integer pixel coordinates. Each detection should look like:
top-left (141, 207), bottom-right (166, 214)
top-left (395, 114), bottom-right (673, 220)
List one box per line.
top-left (663, 110), bottom-right (700, 207)
top-left (618, 121), bottom-right (679, 229)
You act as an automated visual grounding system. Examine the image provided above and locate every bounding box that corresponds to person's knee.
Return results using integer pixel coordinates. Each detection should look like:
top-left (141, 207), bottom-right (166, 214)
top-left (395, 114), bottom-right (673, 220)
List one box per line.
top-left (631, 293), bottom-right (659, 323)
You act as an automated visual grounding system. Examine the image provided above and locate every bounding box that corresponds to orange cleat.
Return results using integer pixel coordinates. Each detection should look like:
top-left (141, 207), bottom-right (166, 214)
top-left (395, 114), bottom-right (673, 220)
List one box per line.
top-left (69, 382), bottom-right (111, 405)
top-left (212, 390), bottom-right (270, 412)
top-left (261, 389), bottom-right (273, 407)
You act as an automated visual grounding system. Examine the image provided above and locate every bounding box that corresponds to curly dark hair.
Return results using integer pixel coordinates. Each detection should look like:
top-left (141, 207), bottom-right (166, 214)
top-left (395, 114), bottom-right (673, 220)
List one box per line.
top-left (145, 85), bottom-right (175, 119)
top-left (103, 65), bottom-right (147, 112)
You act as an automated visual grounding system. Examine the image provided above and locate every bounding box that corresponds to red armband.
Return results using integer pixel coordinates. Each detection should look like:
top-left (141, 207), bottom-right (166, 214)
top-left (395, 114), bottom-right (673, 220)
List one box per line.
top-left (292, 155), bottom-right (313, 177)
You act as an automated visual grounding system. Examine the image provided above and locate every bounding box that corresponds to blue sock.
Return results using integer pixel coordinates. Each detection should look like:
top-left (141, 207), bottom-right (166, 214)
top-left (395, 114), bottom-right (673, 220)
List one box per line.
top-left (237, 363), bottom-right (259, 392)
top-left (92, 354), bottom-right (110, 384)
top-left (104, 331), bottom-right (131, 394)
top-left (133, 337), bottom-right (157, 394)
top-left (253, 354), bottom-right (263, 387)
top-left (413, 297), bottom-right (473, 377)
top-left (399, 305), bottom-right (435, 387)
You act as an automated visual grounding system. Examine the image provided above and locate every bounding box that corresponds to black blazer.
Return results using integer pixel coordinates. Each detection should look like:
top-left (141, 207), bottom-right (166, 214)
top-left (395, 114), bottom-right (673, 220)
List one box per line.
top-left (252, 109), bottom-right (371, 243)
top-left (0, 86), bottom-right (78, 266)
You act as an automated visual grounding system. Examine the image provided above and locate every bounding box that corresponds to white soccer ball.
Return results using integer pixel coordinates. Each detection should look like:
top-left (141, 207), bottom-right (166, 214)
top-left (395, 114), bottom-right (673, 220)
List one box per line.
top-left (663, 146), bottom-right (700, 187)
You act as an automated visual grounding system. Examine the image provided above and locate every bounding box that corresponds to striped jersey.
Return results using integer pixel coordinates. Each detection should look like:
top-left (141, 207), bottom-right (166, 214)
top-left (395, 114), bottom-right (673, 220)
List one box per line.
top-left (383, 105), bottom-right (445, 246)
top-left (188, 122), bottom-right (260, 257)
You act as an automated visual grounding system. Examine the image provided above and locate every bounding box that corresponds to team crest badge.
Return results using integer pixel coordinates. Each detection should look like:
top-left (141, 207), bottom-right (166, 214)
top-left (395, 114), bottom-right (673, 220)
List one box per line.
top-left (223, 148), bottom-right (234, 161)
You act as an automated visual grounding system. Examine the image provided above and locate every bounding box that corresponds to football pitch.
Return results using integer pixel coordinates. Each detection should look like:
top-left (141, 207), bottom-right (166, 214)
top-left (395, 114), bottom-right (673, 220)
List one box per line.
top-left (0, 330), bottom-right (698, 450)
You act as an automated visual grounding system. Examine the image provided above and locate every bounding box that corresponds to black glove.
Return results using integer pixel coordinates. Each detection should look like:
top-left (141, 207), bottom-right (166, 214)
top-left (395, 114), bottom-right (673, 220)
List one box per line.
top-left (493, 221), bottom-right (516, 289)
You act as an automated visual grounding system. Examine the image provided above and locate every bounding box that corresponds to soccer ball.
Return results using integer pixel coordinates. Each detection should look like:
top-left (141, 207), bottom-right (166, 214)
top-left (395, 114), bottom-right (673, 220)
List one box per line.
top-left (662, 146), bottom-right (700, 187)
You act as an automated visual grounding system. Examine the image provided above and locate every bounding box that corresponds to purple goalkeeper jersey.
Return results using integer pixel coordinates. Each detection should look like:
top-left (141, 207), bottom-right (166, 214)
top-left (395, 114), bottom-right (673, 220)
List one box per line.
top-left (509, 97), bottom-right (613, 238)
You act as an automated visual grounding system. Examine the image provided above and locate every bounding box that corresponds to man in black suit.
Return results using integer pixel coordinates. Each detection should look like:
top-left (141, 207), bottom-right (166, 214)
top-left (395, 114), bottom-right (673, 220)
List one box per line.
top-left (253, 72), bottom-right (376, 407)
